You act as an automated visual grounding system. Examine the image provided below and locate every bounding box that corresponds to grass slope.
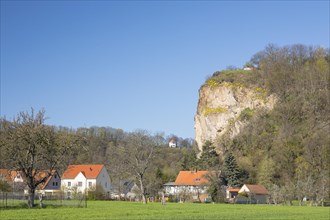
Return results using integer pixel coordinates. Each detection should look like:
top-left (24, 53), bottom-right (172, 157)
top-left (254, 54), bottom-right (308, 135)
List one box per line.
top-left (1, 201), bottom-right (329, 220)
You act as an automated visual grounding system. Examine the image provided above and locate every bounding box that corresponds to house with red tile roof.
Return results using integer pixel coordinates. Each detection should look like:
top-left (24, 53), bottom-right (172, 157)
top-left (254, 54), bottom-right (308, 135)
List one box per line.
top-left (164, 170), bottom-right (213, 202)
top-left (0, 169), bottom-right (24, 184)
top-left (237, 184), bottom-right (269, 204)
top-left (0, 168), bottom-right (61, 194)
top-left (61, 164), bottom-right (111, 199)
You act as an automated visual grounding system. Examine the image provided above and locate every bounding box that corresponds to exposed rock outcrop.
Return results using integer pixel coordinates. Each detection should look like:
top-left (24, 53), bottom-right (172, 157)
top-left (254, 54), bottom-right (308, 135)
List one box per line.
top-left (194, 81), bottom-right (276, 152)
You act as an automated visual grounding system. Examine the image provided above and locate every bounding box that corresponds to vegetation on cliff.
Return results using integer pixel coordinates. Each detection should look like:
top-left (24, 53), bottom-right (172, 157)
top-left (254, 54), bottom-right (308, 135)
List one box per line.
top-left (205, 44), bottom-right (330, 205)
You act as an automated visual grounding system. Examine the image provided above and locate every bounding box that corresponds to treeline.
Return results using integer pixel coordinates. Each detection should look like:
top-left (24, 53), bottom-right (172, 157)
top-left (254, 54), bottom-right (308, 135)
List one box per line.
top-left (0, 110), bottom-right (197, 205)
top-left (210, 44), bottom-right (329, 205)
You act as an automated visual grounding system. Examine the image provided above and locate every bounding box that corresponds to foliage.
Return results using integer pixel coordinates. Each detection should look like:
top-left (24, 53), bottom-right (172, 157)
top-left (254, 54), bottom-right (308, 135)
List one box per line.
top-left (239, 108), bottom-right (255, 121)
top-left (196, 141), bottom-right (221, 170)
top-left (222, 152), bottom-right (242, 188)
top-left (203, 107), bottom-right (228, 116)
top-left (212, 44), bottom-right (330, 205)
top-left (0, 180), bottom-right (12, 192)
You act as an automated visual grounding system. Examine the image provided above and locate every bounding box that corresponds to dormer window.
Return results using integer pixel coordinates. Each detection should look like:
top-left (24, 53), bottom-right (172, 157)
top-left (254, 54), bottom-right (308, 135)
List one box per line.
top-left (195, 178), bottom-right (201, 182)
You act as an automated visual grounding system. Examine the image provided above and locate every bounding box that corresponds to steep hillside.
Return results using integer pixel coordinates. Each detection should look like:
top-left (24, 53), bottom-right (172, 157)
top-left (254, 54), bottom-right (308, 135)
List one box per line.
top-left (194, 45), bottom-right (329, 203)
top-left (195, 75), bottom-right (276, 151)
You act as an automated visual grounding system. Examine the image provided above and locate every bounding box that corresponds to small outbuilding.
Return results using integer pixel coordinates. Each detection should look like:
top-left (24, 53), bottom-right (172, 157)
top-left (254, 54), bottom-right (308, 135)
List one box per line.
top-left (237, 184), bottom-right (269, 204)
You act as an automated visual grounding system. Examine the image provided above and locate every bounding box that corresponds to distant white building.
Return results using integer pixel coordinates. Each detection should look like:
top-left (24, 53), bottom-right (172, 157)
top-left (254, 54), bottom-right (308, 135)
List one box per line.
top-left (243, 67), bottom-right (253, 70)
top-left (169, 139), bottom-right (177, 148)
top-left (61, 164), bottom-right (111, 198)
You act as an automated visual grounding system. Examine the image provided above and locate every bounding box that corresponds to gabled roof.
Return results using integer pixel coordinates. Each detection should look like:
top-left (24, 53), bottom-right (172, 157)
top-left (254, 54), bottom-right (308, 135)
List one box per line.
top-left (62, 164), bottom-right (104, 179)
top-left (0, 168), bottom-right (59, 190)
top-left (39, 170), bottom-right (59, 190)
top-left (174, 171), bottom-right (210, 186)
top-left (244, 184), bottom-right (269, 195)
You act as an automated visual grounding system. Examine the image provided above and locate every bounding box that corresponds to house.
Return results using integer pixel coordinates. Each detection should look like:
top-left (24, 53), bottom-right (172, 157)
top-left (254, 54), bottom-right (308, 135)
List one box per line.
top-left (0, 169), bottom-right (24, 184)
top-left (163, 182), bottom-right (177, 195)
top-left (226, 187), bottom-right (240, 200)
top-left (164, 170), bottom-right (211, 202)
top-left (169, 139), bottom-right (177, 148)
top-left (0, 169), bottom-right (60, 194)
top-left (61, 164), bottom-right (111, 199)
top-left (122, 180), bottom-right (139, 200)
top-left (36, 170), bottom-right (61, 196)
top-left (237, 184), bottom-right (269, 204)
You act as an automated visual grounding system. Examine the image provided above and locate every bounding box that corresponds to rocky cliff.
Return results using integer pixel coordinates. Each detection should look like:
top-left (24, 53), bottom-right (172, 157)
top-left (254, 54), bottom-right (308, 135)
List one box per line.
top-left (194, 79), bottom-right (277, 152)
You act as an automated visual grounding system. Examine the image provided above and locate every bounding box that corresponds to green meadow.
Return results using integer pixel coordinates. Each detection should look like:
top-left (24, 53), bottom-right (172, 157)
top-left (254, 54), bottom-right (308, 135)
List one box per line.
top-left (1, 201), bottom-right (329, 220)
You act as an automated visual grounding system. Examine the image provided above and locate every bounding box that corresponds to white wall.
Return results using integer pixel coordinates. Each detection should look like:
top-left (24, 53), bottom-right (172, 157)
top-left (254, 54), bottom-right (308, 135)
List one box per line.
top-left (96, 167), bottom-right (111, 193)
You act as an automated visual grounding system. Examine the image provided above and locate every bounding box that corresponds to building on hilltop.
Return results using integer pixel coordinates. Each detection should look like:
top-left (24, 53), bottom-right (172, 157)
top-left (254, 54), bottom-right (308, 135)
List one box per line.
top-left (169, 139), bottom-right (177, 148)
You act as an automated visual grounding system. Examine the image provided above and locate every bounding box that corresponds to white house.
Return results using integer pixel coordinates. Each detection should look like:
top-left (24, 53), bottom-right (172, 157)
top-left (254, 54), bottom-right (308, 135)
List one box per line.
top-left (169, 139), bottom-right (177, 148)
top-left (164, 170), bottom-right (212, 202)
top-left (61, 164), bottom-right (111, 198)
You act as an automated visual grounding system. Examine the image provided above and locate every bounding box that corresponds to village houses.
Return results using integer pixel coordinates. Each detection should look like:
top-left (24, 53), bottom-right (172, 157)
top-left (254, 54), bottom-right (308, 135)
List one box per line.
top-left (0, 168), bottom-right (61, 195)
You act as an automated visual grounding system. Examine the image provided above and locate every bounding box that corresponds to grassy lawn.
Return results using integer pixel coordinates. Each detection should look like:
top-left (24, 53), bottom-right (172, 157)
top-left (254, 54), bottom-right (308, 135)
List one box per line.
top-left (1, 201), bottom-right (329, 220)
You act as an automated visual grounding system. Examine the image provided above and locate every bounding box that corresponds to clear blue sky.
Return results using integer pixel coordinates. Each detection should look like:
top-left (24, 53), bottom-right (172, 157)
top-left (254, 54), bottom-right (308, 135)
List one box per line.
top-left (1, 1), bottom-right (329, 139)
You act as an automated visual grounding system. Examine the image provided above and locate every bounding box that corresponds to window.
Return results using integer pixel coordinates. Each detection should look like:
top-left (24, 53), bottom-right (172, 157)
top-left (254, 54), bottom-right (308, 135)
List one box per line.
top-left (55, 182), bottom-right (58, 186)
top-left (68, 181), bottom-right (71, 187)
top-left (53, 182), bottom-right (55, 186)
top-left (78, 181), bottom-right (82, 187)
top-left (54, 175), bottom-right (57, 179)
top-left (88, 182), bottom-right (92, 187)
top-left (105, 182), bottom-right (107, 188)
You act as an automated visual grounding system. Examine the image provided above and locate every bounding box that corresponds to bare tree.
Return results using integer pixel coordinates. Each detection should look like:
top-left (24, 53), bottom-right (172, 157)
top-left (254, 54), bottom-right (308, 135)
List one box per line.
top-left (0, 109), bottom-right (81, 208)
top-left (123, 130), bottom-right (156, 204)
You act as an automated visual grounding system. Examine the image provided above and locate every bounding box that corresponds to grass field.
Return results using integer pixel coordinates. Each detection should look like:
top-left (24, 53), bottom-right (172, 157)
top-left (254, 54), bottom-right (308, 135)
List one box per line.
top-left (1, 201), bottom-right (329, 220)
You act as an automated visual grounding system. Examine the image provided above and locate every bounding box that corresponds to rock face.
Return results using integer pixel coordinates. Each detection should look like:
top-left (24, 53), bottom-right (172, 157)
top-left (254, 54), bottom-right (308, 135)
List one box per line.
top-left (194, 82), bottom-right (276, 151)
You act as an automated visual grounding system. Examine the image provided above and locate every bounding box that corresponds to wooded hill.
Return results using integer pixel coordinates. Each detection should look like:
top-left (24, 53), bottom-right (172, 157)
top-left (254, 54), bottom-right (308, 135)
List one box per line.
top-left (206, 44), bottom-right (329, 205)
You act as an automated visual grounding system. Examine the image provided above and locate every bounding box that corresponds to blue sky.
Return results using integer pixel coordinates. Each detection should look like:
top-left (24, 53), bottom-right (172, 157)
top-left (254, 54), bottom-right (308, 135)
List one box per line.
top-left (1, 1), bottom-right (329, 139)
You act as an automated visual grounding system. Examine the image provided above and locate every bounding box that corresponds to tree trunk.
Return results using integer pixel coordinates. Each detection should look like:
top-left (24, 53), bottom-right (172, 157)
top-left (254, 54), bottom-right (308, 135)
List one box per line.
top-left (161, 191), bottom-right (166, 205)
top-left (138, 176), bottom-right (147, 204)
top-left (28, 188), bottom-right (35, 208)
top-left (39, 193), bottom-right (43, 208)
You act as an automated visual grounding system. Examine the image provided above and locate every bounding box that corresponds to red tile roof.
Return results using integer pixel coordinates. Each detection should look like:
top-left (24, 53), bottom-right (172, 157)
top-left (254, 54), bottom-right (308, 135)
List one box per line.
top-left (227, 188), bottom-right (240, 192)
top-left (0, 169), bottom-right (58, 190)
top-left (174, 171), bottom-right (210, 186)
top-left (62, 164), bottom-right (104, 179)
top-left (0, 169), bottom-right (15, 182)
top-left (245, 184), bottom-right (269, 195)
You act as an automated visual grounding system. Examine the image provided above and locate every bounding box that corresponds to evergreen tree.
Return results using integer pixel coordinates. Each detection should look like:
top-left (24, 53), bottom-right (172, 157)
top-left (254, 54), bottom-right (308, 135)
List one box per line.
top-left (197, 141), bottom-right (220, 170)
top-left (181, 149), bottom-right (198, 170)
top-left (223, 152), bottom-right (242, 187)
